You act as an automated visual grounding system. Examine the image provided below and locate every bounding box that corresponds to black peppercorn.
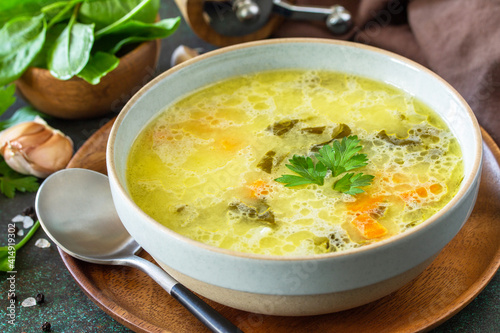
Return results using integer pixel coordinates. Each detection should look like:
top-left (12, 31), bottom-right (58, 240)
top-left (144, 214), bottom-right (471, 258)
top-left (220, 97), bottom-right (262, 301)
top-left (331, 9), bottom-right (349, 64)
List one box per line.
top-left (22, 206), bottom-right (37, 221)
top-left (41, 322), bottom-right (51, 332)
top-left (35, 293), bottom-right (45, 304)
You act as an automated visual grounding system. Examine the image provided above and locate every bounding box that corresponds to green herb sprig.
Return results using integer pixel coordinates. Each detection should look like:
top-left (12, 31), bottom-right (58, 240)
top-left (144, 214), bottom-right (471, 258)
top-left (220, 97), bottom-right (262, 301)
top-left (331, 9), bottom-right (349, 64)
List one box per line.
top-left (0, 0), bottom-right (180, 86)
top-left (0, 157), bottom-right (40, 198)
top-left (275, 135), bottom-right (374, 195)
top-left (0, 220), bottom-right (40, 272)
top-left (274, 155), bottom-right (327, 187)
top-left (333, 172), bottom-right (375, 195)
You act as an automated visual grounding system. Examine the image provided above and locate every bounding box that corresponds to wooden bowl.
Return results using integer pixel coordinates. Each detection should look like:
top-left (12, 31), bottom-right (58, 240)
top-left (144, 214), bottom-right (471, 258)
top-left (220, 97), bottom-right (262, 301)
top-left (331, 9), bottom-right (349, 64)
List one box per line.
top-left (15, 40), bottom-right (161, 119)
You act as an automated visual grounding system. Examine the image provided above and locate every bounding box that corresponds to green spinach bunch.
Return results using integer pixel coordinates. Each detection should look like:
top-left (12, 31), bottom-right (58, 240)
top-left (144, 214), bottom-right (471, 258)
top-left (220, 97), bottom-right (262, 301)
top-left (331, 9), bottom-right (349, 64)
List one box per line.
top-left (0, 0), bottom-right (180, 86)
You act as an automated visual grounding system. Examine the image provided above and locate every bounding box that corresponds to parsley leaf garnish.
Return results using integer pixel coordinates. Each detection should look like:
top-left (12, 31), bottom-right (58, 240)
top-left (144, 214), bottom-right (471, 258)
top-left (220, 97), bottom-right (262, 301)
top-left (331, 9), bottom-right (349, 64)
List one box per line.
top-left (274, 134), bottom-right (374, 194)
top-left (0, 158), bottom-right (40, 198)
top-left (315, 135), bottom-right (368, 177)
top-left (333, 173), bottom-right (375, 195)
top-left (274, 155), bottom-right (327, 187)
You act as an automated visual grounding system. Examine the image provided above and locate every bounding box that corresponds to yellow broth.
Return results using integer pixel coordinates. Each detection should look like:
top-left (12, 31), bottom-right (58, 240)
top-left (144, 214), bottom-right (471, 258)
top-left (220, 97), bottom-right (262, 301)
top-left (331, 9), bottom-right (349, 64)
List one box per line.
top-left (126, 70), bottom-right (463, 256)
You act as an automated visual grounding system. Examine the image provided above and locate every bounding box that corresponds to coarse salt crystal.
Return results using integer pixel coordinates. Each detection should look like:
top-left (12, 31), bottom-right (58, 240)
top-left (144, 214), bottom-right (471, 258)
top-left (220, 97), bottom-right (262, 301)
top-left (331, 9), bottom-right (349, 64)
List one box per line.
top-left (35, 238), bottom-right (51, 248)
top-left (21, 297), bottom-right (37, 307)
top-left (11, 215), bottom-right (24, 223)
top-left (23, 216), bottom-right (34, 229)
top-left (17, 229), bottom-right (24, 237)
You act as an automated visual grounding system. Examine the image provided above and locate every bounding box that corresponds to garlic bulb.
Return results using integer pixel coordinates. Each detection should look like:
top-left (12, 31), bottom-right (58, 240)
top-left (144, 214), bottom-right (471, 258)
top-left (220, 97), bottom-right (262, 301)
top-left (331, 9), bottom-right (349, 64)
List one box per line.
top-left (170, 45), bottom-right (200, 67)
top-left (0, 117), bottom-right (73, 178)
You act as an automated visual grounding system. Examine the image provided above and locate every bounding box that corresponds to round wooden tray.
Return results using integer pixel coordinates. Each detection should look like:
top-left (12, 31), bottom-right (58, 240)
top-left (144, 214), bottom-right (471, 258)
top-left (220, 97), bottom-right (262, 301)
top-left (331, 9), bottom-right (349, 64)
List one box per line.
top-left (63, 118), bottom-right (500, 333)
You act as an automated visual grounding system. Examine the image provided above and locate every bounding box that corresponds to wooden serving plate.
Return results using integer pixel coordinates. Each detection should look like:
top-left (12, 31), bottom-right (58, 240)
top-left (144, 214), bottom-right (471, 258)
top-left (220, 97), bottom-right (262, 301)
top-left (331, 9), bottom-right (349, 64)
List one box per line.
top-left (64, 118), bottom-right (500, 332)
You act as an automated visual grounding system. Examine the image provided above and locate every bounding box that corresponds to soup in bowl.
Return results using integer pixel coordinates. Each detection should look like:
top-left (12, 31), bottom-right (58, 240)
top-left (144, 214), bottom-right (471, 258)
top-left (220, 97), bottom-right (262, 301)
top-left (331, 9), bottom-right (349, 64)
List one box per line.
top-left (107, 39), bottom-right (482, 316)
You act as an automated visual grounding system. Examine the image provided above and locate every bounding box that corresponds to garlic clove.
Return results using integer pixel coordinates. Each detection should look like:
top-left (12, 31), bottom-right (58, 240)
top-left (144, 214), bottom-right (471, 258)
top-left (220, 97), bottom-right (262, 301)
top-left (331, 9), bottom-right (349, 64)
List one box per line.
top-left (2, 145), bottom-right (35, 176)
top-left (25, 131), bottom-right (73, 177)
top-left (0, 122), bottom-right (46, 153)
top-left (170, 45), bottom-right (200, 67)
top-left (0, 118), bottom-right (74, 178)
top-left (7, 127), bottom-right (53, 153)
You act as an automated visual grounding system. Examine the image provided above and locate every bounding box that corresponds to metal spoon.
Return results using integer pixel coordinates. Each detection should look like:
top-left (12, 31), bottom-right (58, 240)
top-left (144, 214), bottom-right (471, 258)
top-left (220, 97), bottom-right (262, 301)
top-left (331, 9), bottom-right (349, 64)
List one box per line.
top-left (35, 168), bottom-right (241, 333)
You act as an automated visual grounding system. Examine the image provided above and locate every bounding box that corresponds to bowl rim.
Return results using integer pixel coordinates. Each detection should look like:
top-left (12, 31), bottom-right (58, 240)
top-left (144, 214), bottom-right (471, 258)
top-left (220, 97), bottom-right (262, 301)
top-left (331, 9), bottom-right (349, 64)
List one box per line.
top-left (107, 37), bottom-right (483, 262)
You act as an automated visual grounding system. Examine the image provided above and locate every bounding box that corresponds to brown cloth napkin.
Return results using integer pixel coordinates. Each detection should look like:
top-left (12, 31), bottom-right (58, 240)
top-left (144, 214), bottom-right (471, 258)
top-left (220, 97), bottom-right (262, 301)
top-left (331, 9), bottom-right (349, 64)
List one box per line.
top-left (273, 0), bottom-right (500, 144)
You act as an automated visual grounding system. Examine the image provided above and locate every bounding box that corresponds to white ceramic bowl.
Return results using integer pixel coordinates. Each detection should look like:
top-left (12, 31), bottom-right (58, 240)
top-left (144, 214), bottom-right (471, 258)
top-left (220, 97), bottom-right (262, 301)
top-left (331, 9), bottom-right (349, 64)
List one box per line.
top-left (107, 39), bottom-right (482, 316)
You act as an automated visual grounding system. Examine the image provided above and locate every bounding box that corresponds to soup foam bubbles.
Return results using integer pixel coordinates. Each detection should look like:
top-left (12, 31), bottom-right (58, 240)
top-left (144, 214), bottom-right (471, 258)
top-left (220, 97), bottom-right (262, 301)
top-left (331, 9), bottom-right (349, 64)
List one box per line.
top-left (127, 70), bottom-right (463, 256)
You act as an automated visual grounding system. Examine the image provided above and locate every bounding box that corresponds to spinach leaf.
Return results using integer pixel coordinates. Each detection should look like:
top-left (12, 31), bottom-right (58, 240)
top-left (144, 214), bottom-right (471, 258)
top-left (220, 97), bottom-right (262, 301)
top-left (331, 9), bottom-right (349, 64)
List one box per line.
top-left (94, 17), bottom-right (180, 54)
top-left (0, 0), bottom-right (59, 26)
top-left (1, 0), bottom-right (177, 86)
top-left (0, 85), bottom-right (16, 116)
top-left (30, 23), bottom-right (66, 69)
top-left (0, 106), bottom-right (48, 131)
top-left (48, 9), bottom-right (94, 80)
top-left (0, 0), bottom-right (61, 13)
top-left (77, 51), bottom-right (119, 84)
top-left (0, 14), bottom-right (46, 86)
top-left (43, 0), bottom-right (82, 28)
top-left (79, 0), bottom-right (159, 31)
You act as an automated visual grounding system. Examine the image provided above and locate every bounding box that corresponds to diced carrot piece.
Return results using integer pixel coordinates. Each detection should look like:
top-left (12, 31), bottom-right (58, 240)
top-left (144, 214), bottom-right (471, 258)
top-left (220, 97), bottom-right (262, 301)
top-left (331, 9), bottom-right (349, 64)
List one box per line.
top-left (415, 187), bottom-right (428, 197)
top-left (249, 180), bottom-right (270, 198)
top-left (429, 183), bottom-right (444, 194)
top-left (399, 191), bottom-right (413, 202)
top-left (347, 195), bottom-right (385, 213)
top-left (351, 213), bottom-right (388, 239)
top-left (400, 186), bottom-right (428, 202)
top-left (400, 183), bottom-right (447, 203)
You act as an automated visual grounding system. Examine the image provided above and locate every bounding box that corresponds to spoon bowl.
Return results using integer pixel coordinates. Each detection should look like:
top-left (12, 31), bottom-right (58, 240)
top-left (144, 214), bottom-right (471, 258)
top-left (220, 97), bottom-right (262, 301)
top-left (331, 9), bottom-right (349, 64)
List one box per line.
top-left (35, 168), bottom-right (240, 333)
top-left (35, 168), bottom-right (134, 262)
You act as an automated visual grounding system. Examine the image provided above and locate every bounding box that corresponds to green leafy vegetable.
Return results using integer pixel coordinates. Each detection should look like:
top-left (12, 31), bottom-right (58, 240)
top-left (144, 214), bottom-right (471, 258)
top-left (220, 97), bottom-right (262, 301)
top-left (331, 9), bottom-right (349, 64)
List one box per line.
top-left (268, 119), bottom-right (299, 136)
top-left (315, 135), bottom-right (368, 177)
top-left (0, 220), bottom-right (40, 272)
top-left (0, 106), bottom-right (48, 132)
top-left (0, 157), bottom-right (40, 198)
top-left (79, 0), bottom-right (159, 31)
top-left (77, 51), bottom-right (119, 84)
top-left (0, 85), bottom-right (16, 115)
top-left (93, 17), bottom-right (180, 55)
top-left (0, 0), bottom-right (60, 26)
top-left (30, 23), bottom-right (66, 68)
top-left (48, 6), bottom-right (94, 80)
top-left (0, 0), bottom-right (179, 85)
top-left (44, 0), bottom-right (83, 29)
top-left (275, 155), bottom-right (327, 187)
top-left (333, 173), bottom-right (375, 195)
top-left (93, 0), bottom-right (158, 36)
top-left (0, 14), bottom-right (47, 85)
top-left (275, 135), bottom-right (374, 194)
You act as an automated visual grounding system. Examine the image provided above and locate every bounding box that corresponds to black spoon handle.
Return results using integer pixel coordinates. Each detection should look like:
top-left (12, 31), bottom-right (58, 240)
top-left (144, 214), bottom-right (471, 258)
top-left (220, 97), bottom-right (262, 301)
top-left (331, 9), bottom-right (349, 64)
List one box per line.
top-left (171, 283), bottom-right (244, 333)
